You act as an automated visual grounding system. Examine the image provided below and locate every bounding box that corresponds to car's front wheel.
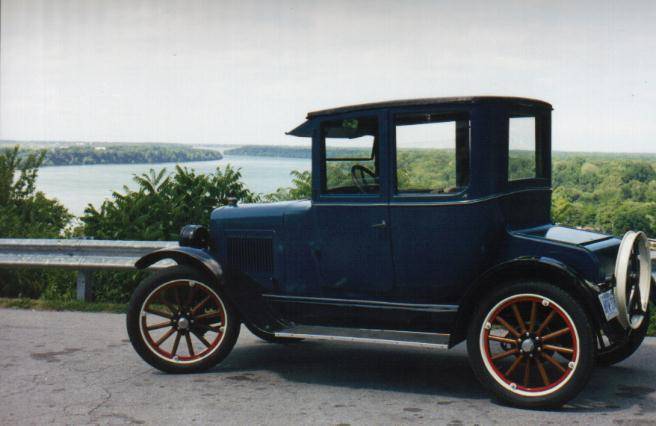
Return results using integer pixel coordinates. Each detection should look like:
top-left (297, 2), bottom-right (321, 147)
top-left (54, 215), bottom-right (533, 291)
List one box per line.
top-left (467, 281), bottom-right (595, 408)
top-left (126, 265), bottom-right (240, 373)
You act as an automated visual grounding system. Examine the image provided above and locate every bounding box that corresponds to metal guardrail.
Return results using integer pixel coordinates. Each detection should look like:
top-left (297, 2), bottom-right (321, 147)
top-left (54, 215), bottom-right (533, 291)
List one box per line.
top-left (0, 238), bottom-right (654, 303)
top-left (0, 239), bottom-right (176, 301)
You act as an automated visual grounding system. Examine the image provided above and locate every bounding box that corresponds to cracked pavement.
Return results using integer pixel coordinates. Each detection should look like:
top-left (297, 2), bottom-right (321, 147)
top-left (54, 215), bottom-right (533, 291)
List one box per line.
top-left (0, 308), bottom-right (655, 425)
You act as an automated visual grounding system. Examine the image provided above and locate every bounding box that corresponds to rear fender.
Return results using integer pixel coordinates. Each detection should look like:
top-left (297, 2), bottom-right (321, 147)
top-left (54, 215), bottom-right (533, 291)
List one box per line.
top-left (135, 247), bottom-right (284, 331)
top-left (449, 256), bottom-right (615, 347)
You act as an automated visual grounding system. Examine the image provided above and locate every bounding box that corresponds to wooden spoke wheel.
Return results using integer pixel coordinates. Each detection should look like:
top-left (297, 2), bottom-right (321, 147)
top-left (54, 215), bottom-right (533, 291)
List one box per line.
top-left (480, 294), bottom-right (578, 397)
top-left (127, 265), bottom-right (240, 373)
top-left (468, 281), bottom-right (594, 408)
top-left (139, 280), bottom-right (227, 364)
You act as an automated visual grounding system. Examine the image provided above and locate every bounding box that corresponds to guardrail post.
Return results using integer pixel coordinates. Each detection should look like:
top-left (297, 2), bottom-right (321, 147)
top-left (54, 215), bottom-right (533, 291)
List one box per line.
top-left (76, 270), bottom-right (94, 302)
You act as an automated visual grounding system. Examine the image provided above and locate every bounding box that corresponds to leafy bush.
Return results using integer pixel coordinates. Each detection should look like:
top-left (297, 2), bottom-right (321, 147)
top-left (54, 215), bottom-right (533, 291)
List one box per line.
top-left (76, 165), bottom-right (261, 302)
top-left (0, 147), bottom-right (72, 237)
top-left (0, 149), bottom-right (261, 302)
top-left (0, 147), bottom-right (74, 298)
top-left (82, 165), bottom-right (259, 240)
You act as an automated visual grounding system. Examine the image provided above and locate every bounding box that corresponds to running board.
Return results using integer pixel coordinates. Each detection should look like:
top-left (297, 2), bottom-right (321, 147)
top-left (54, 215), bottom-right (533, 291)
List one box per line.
top-left (274, 325), bottom-right (450, 349)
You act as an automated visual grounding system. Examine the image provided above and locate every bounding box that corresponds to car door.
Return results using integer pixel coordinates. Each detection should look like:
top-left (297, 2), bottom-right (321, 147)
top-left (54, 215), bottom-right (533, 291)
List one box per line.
top-left (311, 112), bottom-right (394, 300)
top-left (389, 109), bottom-right (489, 308)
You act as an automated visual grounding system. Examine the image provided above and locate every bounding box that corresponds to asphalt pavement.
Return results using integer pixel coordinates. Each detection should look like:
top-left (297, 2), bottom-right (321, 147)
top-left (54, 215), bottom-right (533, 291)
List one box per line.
top-left (1, 308), bottom-right (655, 425)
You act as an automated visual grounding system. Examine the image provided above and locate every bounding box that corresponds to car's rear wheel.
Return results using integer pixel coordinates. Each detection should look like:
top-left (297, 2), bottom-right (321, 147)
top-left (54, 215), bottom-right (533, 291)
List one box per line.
top-left (467, 281), bottom-right (595, 408)
top-left (127, 265), bottom-right (240, 373)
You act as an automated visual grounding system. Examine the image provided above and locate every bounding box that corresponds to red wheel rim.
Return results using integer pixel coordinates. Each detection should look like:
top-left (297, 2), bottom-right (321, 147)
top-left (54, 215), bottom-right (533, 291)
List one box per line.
top-left (480, 294), bottom-right (579, 396)
top-left (139, 280), bottom-right (227, 364)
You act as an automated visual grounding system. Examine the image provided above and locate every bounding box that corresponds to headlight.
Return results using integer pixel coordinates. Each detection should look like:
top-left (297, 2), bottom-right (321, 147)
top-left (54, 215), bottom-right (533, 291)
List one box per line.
top-left (179, 225), bottom-right (209, 249)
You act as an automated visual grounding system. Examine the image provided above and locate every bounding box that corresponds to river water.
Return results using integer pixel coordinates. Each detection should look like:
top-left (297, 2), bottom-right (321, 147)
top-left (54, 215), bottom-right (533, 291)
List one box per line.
top-left (35, 155), bottom-right (310, 216)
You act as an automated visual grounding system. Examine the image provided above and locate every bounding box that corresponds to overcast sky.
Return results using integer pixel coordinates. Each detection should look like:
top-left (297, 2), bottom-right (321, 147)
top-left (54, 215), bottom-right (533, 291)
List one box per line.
top-left (1, 0), bottom-right (655, 152)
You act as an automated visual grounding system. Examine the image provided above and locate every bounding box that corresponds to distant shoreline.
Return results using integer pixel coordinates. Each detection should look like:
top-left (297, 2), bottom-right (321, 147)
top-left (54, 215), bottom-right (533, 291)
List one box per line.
top-left (223, 144), bottom-right (656, 161)
top-left (4, 141), bottom-right (656, 164)
top-left (4, 143), bottom-right (223, 167)
top-left (224, 145), bottom-right (311, 159)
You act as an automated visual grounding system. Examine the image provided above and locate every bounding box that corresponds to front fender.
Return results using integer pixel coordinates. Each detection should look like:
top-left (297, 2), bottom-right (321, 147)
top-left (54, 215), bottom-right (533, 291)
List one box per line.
top-left (135, 247), bottom-right (223, 282)
top-left (135, 247), bottom-right (285, 332)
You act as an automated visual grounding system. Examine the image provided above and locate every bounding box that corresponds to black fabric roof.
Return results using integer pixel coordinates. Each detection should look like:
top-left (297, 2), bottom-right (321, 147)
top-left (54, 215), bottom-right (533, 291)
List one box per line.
top-left (287, 96), bottom-right (552, 137)
top-left (306, 96), bottom-right (552, 118)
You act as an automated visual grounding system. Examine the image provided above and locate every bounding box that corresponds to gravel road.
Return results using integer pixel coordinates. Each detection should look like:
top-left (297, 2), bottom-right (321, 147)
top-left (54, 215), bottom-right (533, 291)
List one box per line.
top-left (1, 308), bottom-right (655, 425)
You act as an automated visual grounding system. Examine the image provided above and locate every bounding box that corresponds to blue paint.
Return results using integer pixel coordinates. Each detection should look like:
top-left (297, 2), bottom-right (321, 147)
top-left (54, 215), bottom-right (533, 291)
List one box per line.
top-left (201, 98), bottom-right (619, 334)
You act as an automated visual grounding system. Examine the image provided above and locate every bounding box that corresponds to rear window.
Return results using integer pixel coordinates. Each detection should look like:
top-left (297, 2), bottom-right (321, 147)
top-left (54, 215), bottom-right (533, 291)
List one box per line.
top-left (508, 116), bottom-right (538, 181)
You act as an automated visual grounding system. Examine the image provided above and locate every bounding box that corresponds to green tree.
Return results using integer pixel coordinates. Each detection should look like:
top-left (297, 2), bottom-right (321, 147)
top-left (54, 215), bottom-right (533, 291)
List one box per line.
top-left (0, 146), bottom-right (72, 237)
top-left (80, 164), bottom-right (260, 302)
top-left (596, 201), bottom-right (656, 236)
top-left (0, 146), bottom-right (73, 298)
top-left (82, 164), bottom-right (259, 241)
top-left (0, 146), bottom-right (73, 236)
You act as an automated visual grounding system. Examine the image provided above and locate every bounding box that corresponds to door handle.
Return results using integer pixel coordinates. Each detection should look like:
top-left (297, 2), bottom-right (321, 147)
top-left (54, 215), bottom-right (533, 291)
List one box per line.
top-left (371, 220), bottom-right (387, 229)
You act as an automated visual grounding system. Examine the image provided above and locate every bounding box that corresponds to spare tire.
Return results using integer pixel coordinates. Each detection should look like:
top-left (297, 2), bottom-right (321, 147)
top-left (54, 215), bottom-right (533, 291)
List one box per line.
top-left (614, 231), bottom-right (652, 330)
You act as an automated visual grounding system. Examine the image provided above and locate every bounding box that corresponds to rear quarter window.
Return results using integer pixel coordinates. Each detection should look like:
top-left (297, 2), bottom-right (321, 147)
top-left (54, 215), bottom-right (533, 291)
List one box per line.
top-left (508, 116), bottom-right (538, 181)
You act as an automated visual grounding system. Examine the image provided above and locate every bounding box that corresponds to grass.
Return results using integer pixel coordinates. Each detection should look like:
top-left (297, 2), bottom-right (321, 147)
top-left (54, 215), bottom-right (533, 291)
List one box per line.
top-left (0, 297), bottom-right (127, 314)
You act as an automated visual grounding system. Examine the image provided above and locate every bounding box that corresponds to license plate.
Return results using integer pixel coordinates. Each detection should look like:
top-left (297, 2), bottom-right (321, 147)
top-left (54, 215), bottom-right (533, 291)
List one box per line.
top-left (599, 290), bottom-right (619, 321)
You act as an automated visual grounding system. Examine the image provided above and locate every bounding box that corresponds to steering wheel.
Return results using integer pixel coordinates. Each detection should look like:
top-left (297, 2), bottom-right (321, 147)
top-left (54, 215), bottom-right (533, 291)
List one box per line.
top-left (351, 164), bottom-right (377, 193)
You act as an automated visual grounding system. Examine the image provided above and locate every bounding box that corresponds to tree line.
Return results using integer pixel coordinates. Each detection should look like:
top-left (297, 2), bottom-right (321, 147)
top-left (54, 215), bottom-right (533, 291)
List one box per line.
top-left (12, 144), bottom-right (223, 167)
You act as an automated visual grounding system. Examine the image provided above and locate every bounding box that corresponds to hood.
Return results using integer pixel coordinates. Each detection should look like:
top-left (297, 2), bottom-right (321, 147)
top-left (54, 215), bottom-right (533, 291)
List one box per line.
top-left (210, 200), bottom-right (310, 229)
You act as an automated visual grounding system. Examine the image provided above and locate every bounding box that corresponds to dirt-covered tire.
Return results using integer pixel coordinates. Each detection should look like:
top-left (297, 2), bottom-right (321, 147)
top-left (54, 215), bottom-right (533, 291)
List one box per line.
top-left (126, 265), bottom-right (240, 374)
top-left (245, 323), bottom-right (303, 344)
top-left (467, 281), bottom-right (595, 409)
top-left (596, 306), bottom-right (649, 367)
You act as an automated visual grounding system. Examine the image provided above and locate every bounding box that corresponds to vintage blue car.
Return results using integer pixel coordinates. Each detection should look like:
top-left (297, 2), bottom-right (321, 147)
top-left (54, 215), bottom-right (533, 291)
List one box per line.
top-left (126, 97), bottom-right (653, 408)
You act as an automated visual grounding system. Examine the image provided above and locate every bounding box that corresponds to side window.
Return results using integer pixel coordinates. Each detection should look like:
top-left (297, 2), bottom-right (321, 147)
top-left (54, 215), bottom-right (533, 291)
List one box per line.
top-left (321, 117), bottom-right (379, 195)
top-left (394, 113), bottom-right (470, 194)
top-left (508, 116), bottom-right (537, 180)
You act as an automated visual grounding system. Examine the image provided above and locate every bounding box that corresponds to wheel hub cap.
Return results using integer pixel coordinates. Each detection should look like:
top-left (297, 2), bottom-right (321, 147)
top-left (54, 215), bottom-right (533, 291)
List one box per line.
top-left (521, 338), bottom-right (535, 353)
top-left (178, 317), bottom-right (190, 330)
